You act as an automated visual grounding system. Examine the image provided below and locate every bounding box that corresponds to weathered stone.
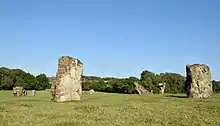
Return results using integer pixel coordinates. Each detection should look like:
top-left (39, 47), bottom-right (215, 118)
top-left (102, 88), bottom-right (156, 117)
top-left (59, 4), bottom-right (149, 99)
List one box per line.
top-left (134, 82), bottom-right (149, 94)
top-left (51, 56), bottom-right (83, 102)
top-left (159, 83), bottom-right (166, 94)
top-left (82, 89), bottom-right (95, 95)
top-left (13, 86), bottom-right (24, 97)
top-left (89, 89), bottom-right (95, 94)
top-left (185, 64), bottom-right (212, 98)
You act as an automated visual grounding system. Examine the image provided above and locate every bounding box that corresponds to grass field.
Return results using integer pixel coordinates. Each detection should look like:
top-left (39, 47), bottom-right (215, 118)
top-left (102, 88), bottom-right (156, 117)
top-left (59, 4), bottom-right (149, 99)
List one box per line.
top-left (0, 90), bottom-right (220, 126)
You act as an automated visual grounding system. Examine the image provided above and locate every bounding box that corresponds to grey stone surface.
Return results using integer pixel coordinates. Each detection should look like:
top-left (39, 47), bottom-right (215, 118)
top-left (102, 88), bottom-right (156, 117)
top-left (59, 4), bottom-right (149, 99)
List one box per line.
top-left (185, 64), bottom-right (212, 98)
top-left (134, 82), bottom-right (149, 94)
top-left (13, 86), bottom-right (24, 97)
top-left (51, 56), bottom-right (83, 102)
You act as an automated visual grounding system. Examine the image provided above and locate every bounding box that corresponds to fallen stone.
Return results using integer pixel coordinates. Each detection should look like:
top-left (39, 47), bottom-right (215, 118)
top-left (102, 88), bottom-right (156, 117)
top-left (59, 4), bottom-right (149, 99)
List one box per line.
top-left (89, 89), bottom-right (95, 94)
top-left (134, 82), bottom-right (149, 94)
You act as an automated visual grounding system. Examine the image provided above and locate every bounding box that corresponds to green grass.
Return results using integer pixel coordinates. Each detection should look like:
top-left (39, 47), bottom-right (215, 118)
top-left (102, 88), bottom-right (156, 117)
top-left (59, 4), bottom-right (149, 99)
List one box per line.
top-left (0, 90), bottom-right (220, 126)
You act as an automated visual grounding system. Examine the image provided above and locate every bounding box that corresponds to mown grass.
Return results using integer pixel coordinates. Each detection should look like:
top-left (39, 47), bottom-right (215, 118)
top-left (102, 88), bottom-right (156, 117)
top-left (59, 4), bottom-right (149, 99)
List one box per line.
top-left (0, 90), bottom-right (220, 126)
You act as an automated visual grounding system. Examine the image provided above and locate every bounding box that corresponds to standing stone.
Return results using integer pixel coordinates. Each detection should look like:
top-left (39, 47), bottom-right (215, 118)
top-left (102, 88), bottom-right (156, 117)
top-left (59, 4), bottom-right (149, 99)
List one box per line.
top-left (159, 83), bottom-right (166, 94)
top-left (13, 86), bottom-right (24, 97)
top-left (185, 64), bottom-right (212, 98)
top-left (51, 56), bottom-right (83, 102)
top-left (32, 90), bottom-right (36, 96)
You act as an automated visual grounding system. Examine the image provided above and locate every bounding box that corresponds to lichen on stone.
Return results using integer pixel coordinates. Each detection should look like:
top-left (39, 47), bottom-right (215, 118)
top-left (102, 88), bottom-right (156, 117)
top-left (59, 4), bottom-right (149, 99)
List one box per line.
top-left (185, 64), bottom-right (212, 98)
top-left (13, 86), bottom-right (24, 97)
top-left (51, 56), bottom-right (83, 102)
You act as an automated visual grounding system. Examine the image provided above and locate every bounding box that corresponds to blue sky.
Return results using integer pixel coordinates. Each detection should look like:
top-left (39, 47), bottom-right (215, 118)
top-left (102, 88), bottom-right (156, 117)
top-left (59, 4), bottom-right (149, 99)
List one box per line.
top-left (0, 0), bottom-right (219, 80)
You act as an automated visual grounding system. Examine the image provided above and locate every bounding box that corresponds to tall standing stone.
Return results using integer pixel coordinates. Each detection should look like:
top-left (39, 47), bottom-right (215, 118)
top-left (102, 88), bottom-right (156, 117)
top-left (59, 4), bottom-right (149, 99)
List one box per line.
top-left (185, 64), bottom-right (212, 98)
top-left (51, 56), bottom-right (83, 102)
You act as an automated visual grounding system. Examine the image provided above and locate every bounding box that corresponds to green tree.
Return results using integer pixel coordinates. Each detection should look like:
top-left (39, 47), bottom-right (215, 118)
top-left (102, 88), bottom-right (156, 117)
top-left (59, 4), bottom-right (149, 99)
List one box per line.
top-left (213, 80), bottom-right (220, 93)
top-left (23, 73), bottom-right (38, 90)
top-left (0, 76), bottom-right (14, 90)
top-left (0, 67), bottom-right (51, 90)
top-left (35, 74), bottom-right (50, 90)
top-left (89, 80), bottom-right (107, 91)
top-left (140, 70), bottom-right (158, 92)
top-left (160, 73), bottom-right (185, 93)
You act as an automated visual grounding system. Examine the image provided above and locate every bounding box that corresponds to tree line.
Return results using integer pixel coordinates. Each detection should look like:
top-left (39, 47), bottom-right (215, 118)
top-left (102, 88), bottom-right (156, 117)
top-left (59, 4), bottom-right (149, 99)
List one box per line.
top-left (0, 67), bottom-right (220, 94)
top-left (82, 70), bottom-right (186, 94)
top-left (82, 70), bottom-right (220, 94)
top-left (0, 67), bottom-right (50, 90)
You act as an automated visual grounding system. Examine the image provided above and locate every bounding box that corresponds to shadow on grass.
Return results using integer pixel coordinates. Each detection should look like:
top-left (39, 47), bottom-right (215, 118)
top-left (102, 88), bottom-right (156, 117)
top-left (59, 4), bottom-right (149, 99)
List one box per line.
top-left (56, 122), bottom-right (83, 126)
top-left (166, 95), bottom-right (188, 98)
top-left (20, 103), bottom-right (34, 108)
top-left (18, 99), bottom-right (41, 102)
top-left (0, 106), bottom-right (8, 112)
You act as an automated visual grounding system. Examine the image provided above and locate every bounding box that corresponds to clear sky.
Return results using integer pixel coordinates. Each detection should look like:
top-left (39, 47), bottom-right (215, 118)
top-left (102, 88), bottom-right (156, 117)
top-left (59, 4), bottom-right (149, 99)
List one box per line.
top-left (0, 0), bottom-right (219, 80)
